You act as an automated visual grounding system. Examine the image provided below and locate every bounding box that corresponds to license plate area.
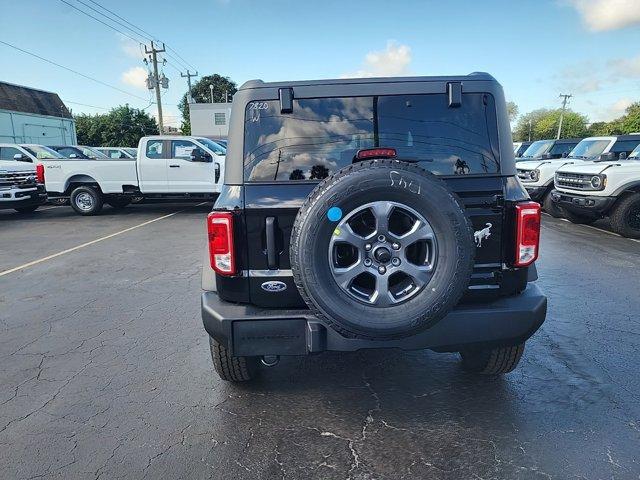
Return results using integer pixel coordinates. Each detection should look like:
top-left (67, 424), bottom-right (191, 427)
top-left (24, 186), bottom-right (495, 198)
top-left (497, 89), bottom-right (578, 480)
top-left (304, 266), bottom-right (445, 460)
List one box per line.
top-left (232, 319), bottom-right (307, 356)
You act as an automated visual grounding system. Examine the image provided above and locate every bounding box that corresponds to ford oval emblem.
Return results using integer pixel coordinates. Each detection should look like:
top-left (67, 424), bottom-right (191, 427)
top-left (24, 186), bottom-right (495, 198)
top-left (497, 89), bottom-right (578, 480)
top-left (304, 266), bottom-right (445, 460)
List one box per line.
top-left (261, 280), bottom-right (287, 292)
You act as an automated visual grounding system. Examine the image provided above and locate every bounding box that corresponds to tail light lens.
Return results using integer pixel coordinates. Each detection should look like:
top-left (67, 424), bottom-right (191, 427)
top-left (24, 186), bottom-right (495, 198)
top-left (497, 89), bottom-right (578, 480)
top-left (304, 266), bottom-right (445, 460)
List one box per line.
top-left (207, 212), bottom-right (236, 276)
top-left (514, 201), bottom-right (541, 267)
top-left (356, 148), bottom-right (397, 160)
top-left (36, 163), bottom-right (45, 184)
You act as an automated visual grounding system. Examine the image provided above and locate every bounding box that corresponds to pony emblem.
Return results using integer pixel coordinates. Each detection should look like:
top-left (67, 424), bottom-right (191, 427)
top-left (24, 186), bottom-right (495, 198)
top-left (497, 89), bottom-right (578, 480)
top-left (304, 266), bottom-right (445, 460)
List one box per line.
top-left (474, 223), bottom-right (492, 247)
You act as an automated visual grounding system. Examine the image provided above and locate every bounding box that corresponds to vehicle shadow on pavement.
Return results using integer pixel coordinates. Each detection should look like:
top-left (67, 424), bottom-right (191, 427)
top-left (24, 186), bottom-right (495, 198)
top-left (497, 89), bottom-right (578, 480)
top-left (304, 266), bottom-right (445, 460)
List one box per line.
top-left (204, 348), bottom-right (527, 480)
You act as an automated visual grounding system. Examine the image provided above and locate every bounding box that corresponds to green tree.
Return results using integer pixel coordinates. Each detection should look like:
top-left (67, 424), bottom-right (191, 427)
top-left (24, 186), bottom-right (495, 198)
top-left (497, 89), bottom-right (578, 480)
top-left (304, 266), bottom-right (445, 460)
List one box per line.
top-left (75, 105), bottom-right (158, 147)
top-left (178, 74), bottom-right (237, 134)
top-left (619, 102), bottom-right (640, 133)
top-left (513, 109), bottom-right (588, 141)
top-left (506, 101), bottom-right (519, 123)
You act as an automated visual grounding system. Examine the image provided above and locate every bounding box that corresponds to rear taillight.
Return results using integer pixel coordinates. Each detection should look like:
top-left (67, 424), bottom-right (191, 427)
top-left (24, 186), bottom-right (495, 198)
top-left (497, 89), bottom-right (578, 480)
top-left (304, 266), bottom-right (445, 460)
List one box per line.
top-left (514, 201), bottom-right (541, 267)
top-left (36, 163), bottom-right (45, 184)
top-left (207, 212), bottom-right (236, 276)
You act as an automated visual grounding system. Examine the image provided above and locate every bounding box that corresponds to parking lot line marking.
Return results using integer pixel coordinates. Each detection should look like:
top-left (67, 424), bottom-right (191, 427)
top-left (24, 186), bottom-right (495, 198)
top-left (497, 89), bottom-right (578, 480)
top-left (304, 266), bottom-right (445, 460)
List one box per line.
top-left (0, 210), bottom-right (187, 277)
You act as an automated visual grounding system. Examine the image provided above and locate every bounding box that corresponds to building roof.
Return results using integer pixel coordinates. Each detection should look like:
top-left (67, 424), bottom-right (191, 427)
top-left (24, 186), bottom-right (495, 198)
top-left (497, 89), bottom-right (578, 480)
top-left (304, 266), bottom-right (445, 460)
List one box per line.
top-left (0, 81), bottom-right (72, 118)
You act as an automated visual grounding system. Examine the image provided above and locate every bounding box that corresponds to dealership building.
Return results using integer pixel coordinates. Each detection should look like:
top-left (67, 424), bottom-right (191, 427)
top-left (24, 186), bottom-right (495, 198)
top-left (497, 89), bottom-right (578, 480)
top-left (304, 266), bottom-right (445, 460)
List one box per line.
top-left (188, 102), bottom-right (232, 139)
top-left (0, 81), bottom-right (76, 145)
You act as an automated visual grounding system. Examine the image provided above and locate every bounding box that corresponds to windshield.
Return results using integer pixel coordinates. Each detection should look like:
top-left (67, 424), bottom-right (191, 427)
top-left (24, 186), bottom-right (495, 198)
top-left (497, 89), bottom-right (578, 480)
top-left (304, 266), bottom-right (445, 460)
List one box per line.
top-left (244, 93), bottom-right (499, 181)
top-left (519, 140), bottom-right (554, 159)
top-left (567, 139), bottom-right (611, 159)
top-left (629, 145), bottom-right (640, 159)
top-left (124, 148), bottom-right (137, 157)
top-left (197, 138), bottom-right (226, 155)
top-left (80, 146), bottom-right (108, 158)
top-left (21, 145), bottom-right (64, 159)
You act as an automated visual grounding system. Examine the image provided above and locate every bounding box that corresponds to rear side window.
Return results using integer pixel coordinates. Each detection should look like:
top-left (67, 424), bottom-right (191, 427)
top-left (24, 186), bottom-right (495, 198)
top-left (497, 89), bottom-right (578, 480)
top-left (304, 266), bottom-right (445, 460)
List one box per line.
top-left (549, 142), bottom-right (578, 156)
top-left (611, 139), bottom-right (640, 156)
top-left (243, 94), bottom-right (499, 181)
top-left (146, 140), bottom-right (164, 159)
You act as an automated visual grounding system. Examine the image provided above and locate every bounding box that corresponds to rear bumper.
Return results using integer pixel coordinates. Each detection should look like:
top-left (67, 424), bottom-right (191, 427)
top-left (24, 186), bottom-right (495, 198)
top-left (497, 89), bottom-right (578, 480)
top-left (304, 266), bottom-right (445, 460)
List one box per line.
top-left (550, 189), bottom-right (615, 215)
top-left (201, 284), bottom-right (547, 356)
top-left (0, 186), bottom-right (47, 209)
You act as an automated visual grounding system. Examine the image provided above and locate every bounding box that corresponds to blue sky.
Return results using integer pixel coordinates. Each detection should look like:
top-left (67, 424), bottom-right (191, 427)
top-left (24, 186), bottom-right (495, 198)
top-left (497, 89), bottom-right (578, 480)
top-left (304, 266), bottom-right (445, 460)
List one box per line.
top-left (1, 0), bottom-right (639, 127)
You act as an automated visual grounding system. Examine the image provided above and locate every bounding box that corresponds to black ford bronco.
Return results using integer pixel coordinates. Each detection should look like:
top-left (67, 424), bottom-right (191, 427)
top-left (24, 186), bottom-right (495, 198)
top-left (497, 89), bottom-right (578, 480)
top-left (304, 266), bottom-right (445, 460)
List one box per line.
top-left (201, 73), bottom-right (547, 382)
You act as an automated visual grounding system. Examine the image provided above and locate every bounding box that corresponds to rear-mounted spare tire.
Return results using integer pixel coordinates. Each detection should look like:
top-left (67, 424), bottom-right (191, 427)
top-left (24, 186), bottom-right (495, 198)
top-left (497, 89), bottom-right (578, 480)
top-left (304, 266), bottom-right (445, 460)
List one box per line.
top-left (291, 159), bottom-right (475, 340)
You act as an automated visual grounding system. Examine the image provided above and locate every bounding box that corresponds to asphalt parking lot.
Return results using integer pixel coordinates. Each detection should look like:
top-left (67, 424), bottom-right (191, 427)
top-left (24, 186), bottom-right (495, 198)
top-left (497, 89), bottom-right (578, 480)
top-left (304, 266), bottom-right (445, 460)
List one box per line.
top-left (1, 203), bottom-right (639, 480)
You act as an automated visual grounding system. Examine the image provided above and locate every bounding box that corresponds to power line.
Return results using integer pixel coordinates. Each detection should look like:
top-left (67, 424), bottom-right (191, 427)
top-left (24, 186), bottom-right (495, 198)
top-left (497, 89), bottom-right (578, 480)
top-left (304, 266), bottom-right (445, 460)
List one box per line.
top-left (58, 0), bottom-right (141, 45)
top-left (78, 0), bottom-right (150, 42)
top-left (81, 0), bottom-right (196, 71)
top-left (85, 0), bottom-right (155, 42)
top-left (0, 39), bottom-right (150, 102)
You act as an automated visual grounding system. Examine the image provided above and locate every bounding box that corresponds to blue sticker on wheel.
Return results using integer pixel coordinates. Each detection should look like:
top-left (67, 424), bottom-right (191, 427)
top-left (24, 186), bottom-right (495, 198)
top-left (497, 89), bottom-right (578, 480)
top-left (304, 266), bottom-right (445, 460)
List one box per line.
top-left (327, 207), bottom-right (343, 222)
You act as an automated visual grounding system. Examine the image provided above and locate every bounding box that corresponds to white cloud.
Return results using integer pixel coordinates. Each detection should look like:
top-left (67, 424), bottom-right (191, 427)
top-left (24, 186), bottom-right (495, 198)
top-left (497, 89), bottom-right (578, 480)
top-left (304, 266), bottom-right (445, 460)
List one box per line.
top-left (598, 97), bottom-right (633, 121)
top-left (117, 33), bottom-right (143, 59)
top-left (121, 66), bottom-right (148, 89)
top-left (608, 54), bottom-right (640, 77)
top-left (342, 41), bottom-right (412, 78)
top-left (566, 0), bottom-right (640, 31)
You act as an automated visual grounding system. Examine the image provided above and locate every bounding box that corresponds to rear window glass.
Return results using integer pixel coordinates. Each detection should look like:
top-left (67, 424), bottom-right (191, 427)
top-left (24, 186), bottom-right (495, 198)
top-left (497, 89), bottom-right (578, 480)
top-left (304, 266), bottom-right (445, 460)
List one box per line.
top-left (243, 94), bottom-right (499, 181)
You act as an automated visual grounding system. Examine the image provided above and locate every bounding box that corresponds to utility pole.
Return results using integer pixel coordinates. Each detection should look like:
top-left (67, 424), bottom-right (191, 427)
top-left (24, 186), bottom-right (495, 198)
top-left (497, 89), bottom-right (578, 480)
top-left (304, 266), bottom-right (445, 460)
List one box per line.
top-left (145, 41), bottom-right (166, 134)
top-left (557, 93), bottom-right (572, 140)
top-left (181, 70), bottom-right (198, 103)
top-left (528, 119), bottom-right (532, 141)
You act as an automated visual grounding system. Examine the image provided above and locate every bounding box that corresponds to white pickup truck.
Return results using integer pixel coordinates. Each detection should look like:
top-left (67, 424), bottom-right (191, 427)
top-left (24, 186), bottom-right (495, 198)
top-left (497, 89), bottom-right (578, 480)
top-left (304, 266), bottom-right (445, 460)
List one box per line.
top-left (551, 143), bottom-right (640, 237)
top-left (43, 135), bottom-right (225, 215)
top-left (516, 135), bottom-right (640, 216)
top-left (0, 158), bottom-right (46, 213)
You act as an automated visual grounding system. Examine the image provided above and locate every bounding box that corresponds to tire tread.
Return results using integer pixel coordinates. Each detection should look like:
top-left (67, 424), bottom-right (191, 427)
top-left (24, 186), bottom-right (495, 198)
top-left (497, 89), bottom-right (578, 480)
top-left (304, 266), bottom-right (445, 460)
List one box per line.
top-left (209, 337), bottom-right (256, 382)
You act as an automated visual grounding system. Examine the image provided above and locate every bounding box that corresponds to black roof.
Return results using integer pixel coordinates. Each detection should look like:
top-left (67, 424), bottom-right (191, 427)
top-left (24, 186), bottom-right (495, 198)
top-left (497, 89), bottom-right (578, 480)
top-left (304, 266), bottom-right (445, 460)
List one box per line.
top-left (239, 72), bottom-right (496, 90)
top-left (0, 82), bottom-right (72, 118)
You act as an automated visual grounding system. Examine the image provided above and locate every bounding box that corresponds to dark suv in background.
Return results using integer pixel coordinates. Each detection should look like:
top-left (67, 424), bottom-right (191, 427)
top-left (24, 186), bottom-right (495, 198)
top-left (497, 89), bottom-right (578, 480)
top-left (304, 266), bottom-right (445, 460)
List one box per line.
top-left (201, 74), bottom-right (547, 382)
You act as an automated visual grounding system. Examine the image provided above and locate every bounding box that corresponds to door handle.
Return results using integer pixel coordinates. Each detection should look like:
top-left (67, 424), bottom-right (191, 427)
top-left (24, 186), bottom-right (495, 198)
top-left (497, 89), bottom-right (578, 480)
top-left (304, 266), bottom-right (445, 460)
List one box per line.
top-left (169, 164), bottom-right (180, 168)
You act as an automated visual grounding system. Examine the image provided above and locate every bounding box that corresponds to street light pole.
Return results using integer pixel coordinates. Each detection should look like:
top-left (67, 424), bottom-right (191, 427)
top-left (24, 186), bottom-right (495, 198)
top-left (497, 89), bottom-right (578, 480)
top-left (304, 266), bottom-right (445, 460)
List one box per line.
top-left (209, 84), bottom-right (214, 103)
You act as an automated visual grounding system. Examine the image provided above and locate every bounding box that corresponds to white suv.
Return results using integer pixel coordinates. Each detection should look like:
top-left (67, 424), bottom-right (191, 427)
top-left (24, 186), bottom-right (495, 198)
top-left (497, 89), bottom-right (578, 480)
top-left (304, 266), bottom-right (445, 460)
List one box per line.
top-left (551, 142), bottom-right (640, 237)
top-left (517, 136), bottom-right (627, 215)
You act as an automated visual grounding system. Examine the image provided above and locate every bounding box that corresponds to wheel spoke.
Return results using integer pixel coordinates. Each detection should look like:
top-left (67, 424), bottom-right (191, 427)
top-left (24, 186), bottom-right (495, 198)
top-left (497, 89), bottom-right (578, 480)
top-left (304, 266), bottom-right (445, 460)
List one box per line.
top-left (333, 261), bottom-right (366, 289)
top-left (402, 262), bottom-right (434, 288)
top-left (371, 274), bottom-right (394, 306)
top-left (370, 202), bottom-right (394, 235)
top-left (397, 220), bottom-right (435, 246)
top-left (333, 224), bottom-right (365, 248)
